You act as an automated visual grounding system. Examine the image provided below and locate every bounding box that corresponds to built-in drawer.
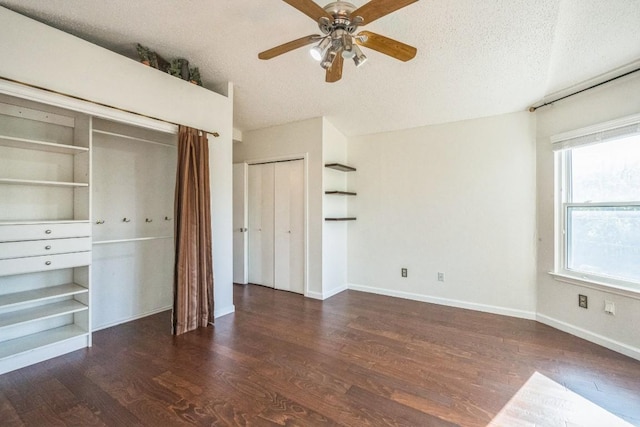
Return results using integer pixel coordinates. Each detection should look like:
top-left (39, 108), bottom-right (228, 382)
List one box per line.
top-left (0, 251), bottom-right (91, 277)
top-left (0, 237), bottom-right (91, 260)
top-left (0, 222), bottom-right (90, 243)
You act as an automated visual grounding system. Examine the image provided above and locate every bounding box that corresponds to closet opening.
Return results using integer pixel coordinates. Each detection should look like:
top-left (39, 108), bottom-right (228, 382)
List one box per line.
top-left (233, 157), bottom-right (306, 296)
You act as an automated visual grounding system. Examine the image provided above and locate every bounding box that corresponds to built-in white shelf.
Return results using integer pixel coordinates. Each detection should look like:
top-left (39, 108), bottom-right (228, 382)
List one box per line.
top-left (0, 324), bottom-right (87, 359)
top-left (0, 135), bottom-right (88, 155)
top-left (0, 300), bottom-right (87, 329)
top-left (0, 283), bottom-right (88, 310)
top-left (0, 178), bottom-right (88, 188)
top-left (93, 129), bottom-right (175, 148)
top-left (93, 236), bottom-right (173, 245)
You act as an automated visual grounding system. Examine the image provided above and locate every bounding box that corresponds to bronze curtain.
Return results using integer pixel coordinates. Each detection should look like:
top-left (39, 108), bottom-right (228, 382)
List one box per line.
top-left (173, 126), bottom-right (214, 335)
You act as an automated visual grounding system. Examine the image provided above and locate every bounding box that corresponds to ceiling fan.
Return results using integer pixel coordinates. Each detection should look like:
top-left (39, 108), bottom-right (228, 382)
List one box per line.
top-left (258, 0), bottom-right (419, 83)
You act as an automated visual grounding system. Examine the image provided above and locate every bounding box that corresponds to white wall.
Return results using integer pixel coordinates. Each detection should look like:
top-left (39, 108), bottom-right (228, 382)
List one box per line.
top-left (233, 118), bottom-right (324, 296)
top-left (210, 85), bottom-right (235, 317)
top-left (0, 6), bottom-right (235, 319)
top-left (322, 118), bottom-right (349, 298)
top-left (536, 73), bottom-right (640, 359)
top-left (348, 112), bottom-right (538, 318)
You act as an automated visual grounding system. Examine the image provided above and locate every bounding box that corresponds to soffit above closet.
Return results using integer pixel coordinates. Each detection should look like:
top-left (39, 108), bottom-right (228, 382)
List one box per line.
top-left (0, 1), bottom-right (638, 136)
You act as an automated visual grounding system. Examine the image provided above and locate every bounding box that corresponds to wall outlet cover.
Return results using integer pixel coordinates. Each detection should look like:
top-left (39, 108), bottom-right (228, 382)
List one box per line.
top-left (578, 294), bottom-right (588, 309)
top-left (604, 300), bottom-right (615, 315)
top-left (401, 268), bottom-right (407, 278)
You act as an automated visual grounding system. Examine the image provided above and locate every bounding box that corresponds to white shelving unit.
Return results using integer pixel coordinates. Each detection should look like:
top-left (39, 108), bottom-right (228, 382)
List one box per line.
top-left (0, 95), bottom-right (92, 375)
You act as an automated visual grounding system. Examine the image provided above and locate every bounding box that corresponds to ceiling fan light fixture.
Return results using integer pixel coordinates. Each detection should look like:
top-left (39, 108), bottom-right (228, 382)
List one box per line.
top-left (321, 48), bottom-right (338, 69)
top-left (341, 34), bottom-right (355, 59)
top-left (352, 44), bottom-right (367, 67)
top-left (310, 37), bottom-right (330, 61)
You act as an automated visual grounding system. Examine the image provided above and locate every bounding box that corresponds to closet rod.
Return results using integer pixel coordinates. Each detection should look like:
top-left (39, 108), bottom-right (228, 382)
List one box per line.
top-left (93, 129), bottom-right (176, 148)
top-left (0, 76), bottom-right (220, 137)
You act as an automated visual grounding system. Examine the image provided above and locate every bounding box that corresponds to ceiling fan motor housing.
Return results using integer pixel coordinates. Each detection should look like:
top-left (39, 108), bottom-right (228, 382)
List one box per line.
top-left (320, 1), bottom-right (361, 34)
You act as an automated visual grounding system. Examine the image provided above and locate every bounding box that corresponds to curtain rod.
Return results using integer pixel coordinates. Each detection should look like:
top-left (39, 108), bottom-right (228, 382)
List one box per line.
top-left (528, 67), bottom-right (640, 112)
top-left (0, 76), bottom-right (220, 137)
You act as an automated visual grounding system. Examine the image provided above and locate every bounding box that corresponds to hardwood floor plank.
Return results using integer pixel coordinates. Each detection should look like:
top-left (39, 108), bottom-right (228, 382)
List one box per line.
top-left (0, 390), bottom-right (24, 427)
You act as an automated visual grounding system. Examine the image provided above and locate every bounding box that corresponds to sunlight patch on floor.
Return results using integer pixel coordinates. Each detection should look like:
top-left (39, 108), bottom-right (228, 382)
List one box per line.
top-left (488, 372), bottom-right (633, 426)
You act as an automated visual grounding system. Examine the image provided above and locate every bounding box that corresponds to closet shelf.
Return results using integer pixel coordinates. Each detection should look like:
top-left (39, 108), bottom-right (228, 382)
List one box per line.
top-left (325, 191), bottom-right (357, 196)
top-left (0, 135), bottom-right (88, 155)
top-left (325, 217), bottom-right (357, 221)
top-left (0, 300), bottom-right (87, 330)
top-left (0, 325), bottom-right (87, 360)
top-left (93, 129), bottom-right (176, 148)
top-left (0, 178), bottom-right (88, 188)
top-left (93, 236), bottom-right (173, 245)
top-left (325, 163), bottom-right (356, 172)
top-left (0, 283), bottom-right (88, 310)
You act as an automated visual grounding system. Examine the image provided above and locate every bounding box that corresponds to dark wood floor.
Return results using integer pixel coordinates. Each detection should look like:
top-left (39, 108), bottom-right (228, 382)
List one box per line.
top-left (1, 285), bottom-right (640, 426)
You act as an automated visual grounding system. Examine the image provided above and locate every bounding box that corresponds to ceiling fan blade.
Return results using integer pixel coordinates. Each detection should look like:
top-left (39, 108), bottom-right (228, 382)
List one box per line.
top-left (259, 34), bottom-right (321, 60)
top-left (326, 54), bottom-right (343, 83)
top-left (351, 0), bottom-right (418, 25)
top-left (282, 0), bottom-right (333, 21)
top-left (356, 31), bottom-right (417, 61)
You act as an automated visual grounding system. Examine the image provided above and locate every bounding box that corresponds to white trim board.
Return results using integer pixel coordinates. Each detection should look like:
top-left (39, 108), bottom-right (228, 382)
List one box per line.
top-left (347, 283), bottom-right (537, 320)
top-left (214, 304), bottom-right (235, 319)
top-left (536, 314), bottom-right (640, 362)
top-left (0, 79), bottom-right (177, 134)
top-left (306, 285), bottom-right (348, 301)
top-left (92, 305), bottom-right (173, 332)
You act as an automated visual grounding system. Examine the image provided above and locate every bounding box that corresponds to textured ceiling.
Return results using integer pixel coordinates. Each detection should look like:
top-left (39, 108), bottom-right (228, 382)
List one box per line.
top-left (0, 0), bottom-right (639, 136)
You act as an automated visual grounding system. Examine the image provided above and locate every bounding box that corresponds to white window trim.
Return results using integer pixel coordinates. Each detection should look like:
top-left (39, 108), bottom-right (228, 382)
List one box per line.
top-left (551, 113), bottom-right (640, 295)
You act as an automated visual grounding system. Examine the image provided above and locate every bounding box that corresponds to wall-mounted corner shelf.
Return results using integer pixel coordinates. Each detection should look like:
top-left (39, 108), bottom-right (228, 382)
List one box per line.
top-left (325, 191), bottom-right (357, 196)
top-left (325, 163), bottom-right (356, 172)
top-left (325, 217), bottom-right (357, 221)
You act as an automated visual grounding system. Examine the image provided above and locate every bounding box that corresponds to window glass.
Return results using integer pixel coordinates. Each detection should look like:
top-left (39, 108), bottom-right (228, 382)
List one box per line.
top-left (570, 135), bottom-right (640, 203)
top-left (567, 206), bottom-right (640, 283)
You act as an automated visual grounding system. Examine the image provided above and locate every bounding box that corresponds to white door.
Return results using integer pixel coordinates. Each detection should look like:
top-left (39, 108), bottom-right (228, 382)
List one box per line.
top-left (248, 163), bottom-right (275, 287)
top-left (232, 163), bottom-right (248, 284)
top-left (274, 160), bottom-right (304, 293)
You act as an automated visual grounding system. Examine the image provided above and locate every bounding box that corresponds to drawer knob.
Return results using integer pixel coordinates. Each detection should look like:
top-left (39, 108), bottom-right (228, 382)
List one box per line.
top-left (45, 229), bottom-right (52, 234)
top-left (45, 261), bottom-right (52, 266)
top-left (45, 245), bottom-right (52, 250)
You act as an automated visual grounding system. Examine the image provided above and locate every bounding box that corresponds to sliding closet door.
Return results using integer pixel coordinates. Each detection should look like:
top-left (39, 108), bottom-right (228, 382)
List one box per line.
top-left (274, 160), bottom-right (304, 293)
top-left (247, 163), bottom-right (274, 287)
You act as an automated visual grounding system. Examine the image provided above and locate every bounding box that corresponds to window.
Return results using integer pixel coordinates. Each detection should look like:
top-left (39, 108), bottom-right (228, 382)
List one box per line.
top-left (554, 114), bottom-right (640, 291)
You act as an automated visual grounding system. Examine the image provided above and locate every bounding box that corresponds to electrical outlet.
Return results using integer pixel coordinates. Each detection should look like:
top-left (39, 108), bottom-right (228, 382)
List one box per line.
top-left (437, 272), bottom-right (445, 282)
top-left (578, 294), bottom-right (588, 309)
top-left (401, 268), bottom-right (407, 278)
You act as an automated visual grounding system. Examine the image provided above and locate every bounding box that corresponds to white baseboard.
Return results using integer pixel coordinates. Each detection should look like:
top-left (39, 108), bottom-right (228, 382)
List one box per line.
top-left (93, 304), bottom-right (235, 332)
top-left (93, 305), bottom-right (172, 331)
top-left (323, 284), bottom-right (348, 300)
top-left (536, 314), bottom-right (640, 361)
top-left (347, 283), bottom-right (536, 320)
top-left (214, 305), bottom-right (235, 319)
top-left (306, 285), bottom-right (348, 301)
top-left (306, 291), bottom-right (323, 300)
